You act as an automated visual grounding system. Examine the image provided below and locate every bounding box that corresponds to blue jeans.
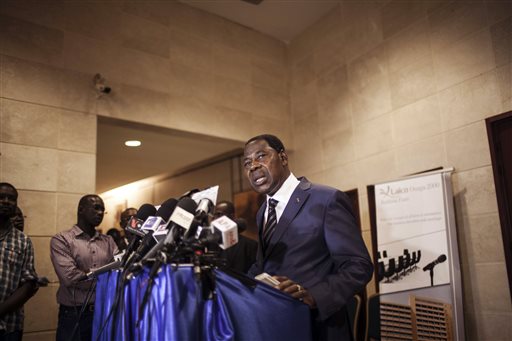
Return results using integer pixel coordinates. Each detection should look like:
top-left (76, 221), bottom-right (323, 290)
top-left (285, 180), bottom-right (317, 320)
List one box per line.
top-left (56, 305), bottom-right (94, 341)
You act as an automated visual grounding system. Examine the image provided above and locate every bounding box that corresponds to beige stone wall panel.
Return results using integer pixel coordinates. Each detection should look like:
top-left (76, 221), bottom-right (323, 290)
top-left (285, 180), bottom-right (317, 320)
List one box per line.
top-left (30, 236), bottom-right (57, 283)
top-left (380, 0), bottom-right (426, 39)
top-left (291, 53), bottom-right (316, 88)
top-left (438, 71), bottom-right (503, 130)
top-left (24, 285), bottom-right (58, 332)
top-left (428, 1), bottom-right (488, 52)
top-left (122, 0), bottom-right (172, 27)
top-left (118, 12), bottom-right (170, 59)
top-left (496, 62), bottom-right (511, 108)
top-left (0, 14), bottom-right (63, 66)
top-left (389, 56), bottom-right (436, 109)
top-left (212, 44), bottom-right (251, 83)
top-left (58, 111), bottom-right (96, 154)
top-left (56, 193), bottom-right (85, 233)
top-left (0, 0), bottom-right (66, 30)
top-left (169, 62), bottom-right (214, 102)
top-left (321, 129), bottom-right (355, 170)
top-left (251, 57), bottom-right (287, 96)
top-left (169, 29), bottom-right (213, 71)
top-left (433, 29), bottom-right (496, 91)
top-left (452, 166), bottom-right (498, 216)
top-left (444, 121), bottom-right (492, 171)
top-left (356, 150), bottom-right (397, 187)
top-left (1, 99), bottom-right (59, 148)
top-left (490, 17), bottom-right (512, 68)
top-left (459, 213), bottom-right (506, 266)
top-left (16, 190), bottom-right (57, 237)
top-left (321, 161), bottom-right (355, 187)
top-left (0, 143), bottom-right (58, 191)
top-left (486, 0), bottom-right (512, 26)
top-left (250, 85), bottom-right (288, 120)
top-left (96, 83), bottom-right (170, 128)
top-left (339, 3), bottom-right (383, 64)
top-left (290, 82), bottom-right (317, 122)
top-left (250, 115), bottom-right (290, 148)
top-left (391, 96), bottom-right (442, 147)
top-left (354, 113), bottom-right (393, 158)
top-left (57, 151), bottom-right (95, 194)
top-left (62, 1), bottom-right (124, 44)
top-left (385, 19), bottom-right (432, 74)
top-left (393, 134), bottom-right (446, 176)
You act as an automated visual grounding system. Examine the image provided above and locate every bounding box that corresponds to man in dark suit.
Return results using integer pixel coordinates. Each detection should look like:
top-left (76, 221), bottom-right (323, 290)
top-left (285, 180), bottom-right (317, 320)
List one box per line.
top-left (243, 134), bottom-right (373, 341)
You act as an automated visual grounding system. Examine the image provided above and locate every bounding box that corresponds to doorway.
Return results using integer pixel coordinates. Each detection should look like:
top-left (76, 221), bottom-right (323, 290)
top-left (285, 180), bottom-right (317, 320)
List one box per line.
top-left (486, 110), bottom-right (512, 301)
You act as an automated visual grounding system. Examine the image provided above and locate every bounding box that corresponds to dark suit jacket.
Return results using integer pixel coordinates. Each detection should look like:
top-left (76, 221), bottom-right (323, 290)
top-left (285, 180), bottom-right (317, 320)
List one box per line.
top-left (248, 178), bottom-right (373, 340)
top-left (222, 234), bottom-right (258, 273)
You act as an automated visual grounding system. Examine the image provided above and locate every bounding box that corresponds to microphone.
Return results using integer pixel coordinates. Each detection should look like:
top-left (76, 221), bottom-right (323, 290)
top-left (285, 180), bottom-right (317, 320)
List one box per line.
top-left (183, 197), bottom-right (213, 240)
top-left (201, 215), bottom-right (239, 250)
top-left (136, 197), bottom-right (198, 309)
top-left (163, 197), bottom-right (198, 246)
top-left (86, 260), bottom-right (122, 279)
top-left (423, 254), bottom-right (447, 271)
top-left (180, 188), bottom-right (200, 199)
top-left (120, 204), bottom-right (157, 267)
top-left (139, 197), bottom-right (198, 264)
top-left (125, 199), bottom-right (178, 269)
top-left (125, 203), bottom-right (157, 238)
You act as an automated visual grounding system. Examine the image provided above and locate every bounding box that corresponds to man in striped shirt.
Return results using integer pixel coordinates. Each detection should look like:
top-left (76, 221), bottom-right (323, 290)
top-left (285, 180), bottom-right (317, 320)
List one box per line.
top-left (50, 194), bottom-right (117, 341)
top-left (0, 183), bottom-right (38, 341)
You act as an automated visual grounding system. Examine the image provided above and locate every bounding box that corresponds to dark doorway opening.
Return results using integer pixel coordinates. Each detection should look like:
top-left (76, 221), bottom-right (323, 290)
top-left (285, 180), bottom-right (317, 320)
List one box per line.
top-left (486, 110), bottom-right (512, 301)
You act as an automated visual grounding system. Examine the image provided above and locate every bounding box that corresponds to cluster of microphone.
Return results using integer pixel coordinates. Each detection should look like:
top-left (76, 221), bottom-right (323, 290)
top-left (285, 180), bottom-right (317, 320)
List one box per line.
top-left (85, 189), bottom-right (240, 281)
top-left (86, 188), bottom-right (242, 334)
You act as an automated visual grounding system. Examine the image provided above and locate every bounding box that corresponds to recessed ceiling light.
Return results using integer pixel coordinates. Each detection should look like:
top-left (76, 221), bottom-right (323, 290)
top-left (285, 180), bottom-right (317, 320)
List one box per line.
top-left (125, 140), bottom-right (141, 147)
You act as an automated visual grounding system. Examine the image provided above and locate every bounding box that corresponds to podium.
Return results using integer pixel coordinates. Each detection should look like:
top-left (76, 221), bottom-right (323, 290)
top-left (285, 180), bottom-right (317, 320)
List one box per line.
top-left (92, 265), bottom-right (312, 340)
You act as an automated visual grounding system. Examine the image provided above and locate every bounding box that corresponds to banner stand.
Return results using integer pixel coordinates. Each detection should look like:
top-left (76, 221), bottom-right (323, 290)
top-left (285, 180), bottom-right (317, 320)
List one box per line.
top-left (368, 168), bottom-right (464, 340)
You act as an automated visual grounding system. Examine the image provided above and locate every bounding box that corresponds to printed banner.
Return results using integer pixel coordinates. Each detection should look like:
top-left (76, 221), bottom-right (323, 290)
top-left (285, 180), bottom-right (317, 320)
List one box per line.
top-left (375, 173), bottom-right (450, 294)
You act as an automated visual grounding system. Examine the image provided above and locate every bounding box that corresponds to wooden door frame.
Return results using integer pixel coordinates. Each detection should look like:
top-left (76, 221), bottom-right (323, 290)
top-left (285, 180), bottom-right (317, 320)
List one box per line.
top-left (486, 110), bottom-right (512, 301)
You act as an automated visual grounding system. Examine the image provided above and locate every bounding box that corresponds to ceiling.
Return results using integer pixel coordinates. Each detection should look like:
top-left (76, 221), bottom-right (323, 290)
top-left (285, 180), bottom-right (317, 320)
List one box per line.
top-left (97, 2), bottom-right (336, 193)
top-left (96, 117), bottom-right (242, 193)
top-left (180, 0), bottom-right (339, 43)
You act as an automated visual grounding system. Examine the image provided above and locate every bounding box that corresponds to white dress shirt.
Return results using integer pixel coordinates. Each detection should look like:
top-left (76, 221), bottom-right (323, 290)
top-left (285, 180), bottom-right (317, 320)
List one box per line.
top-left (265, 173), bottom-right (300, 224)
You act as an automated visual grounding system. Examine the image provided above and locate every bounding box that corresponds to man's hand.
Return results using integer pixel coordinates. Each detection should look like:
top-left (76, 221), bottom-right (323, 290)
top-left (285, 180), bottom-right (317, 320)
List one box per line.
top-left (273, 275), bottom-right (317, 309)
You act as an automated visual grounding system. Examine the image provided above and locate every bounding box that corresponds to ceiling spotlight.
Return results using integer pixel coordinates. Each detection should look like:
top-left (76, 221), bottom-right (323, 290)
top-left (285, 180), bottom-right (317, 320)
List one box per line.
top-left (125, 140), bottom-right (141, 147)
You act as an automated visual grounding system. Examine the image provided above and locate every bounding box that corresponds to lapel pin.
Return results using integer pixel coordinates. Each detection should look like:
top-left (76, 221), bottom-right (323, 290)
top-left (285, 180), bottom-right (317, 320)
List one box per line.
top-left (296, 197), bottom-right (300, 203)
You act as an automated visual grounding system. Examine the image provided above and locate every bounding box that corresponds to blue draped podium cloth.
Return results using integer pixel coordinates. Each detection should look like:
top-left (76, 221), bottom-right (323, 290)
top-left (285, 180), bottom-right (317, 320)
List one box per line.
top-left (92, 265), bottom-right (312, 340)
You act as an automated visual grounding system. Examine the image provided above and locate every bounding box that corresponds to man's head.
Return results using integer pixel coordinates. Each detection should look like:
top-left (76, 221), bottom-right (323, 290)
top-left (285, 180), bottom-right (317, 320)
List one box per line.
top-left (106, 228), bottom-right (122, 241)
top-left (243, 134), bottom-right (290, 196)
top-left (213, 201), bottom-right (235, 220)
top-left (0, 182), bottom-right (18, 219)
top-left (11, 206), bottom-right (25, 231)
top-left (120, 207), bottom-right (137, 229)
top-left (77, 194), bottom-right (105, 228)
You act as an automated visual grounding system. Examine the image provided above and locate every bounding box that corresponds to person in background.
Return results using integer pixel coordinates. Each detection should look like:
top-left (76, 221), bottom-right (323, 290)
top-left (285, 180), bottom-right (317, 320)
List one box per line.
top-left (243, 134), bottom-right (373, 341)
top-left (106, 228), bottom-right (127, 251)
top-left (119, 207), bottom-right (137, 244)
top-left (10, 207), bottom-right (24, 232)
top-left (50, 194), bottom-right (117, 341)
top-left (213, 201), bottom-right (257, 274)
top-left (0, 183), bottom-right (39, 341)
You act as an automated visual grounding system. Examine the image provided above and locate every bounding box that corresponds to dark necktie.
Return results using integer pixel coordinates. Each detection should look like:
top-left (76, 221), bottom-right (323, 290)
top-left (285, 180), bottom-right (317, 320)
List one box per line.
top-left (263, 198), bottom-right (278, 250)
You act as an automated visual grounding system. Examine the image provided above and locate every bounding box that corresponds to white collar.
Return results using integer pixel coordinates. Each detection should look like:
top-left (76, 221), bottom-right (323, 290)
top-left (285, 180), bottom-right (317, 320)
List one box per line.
top-left (267, 172), bottom-right (300, 206)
